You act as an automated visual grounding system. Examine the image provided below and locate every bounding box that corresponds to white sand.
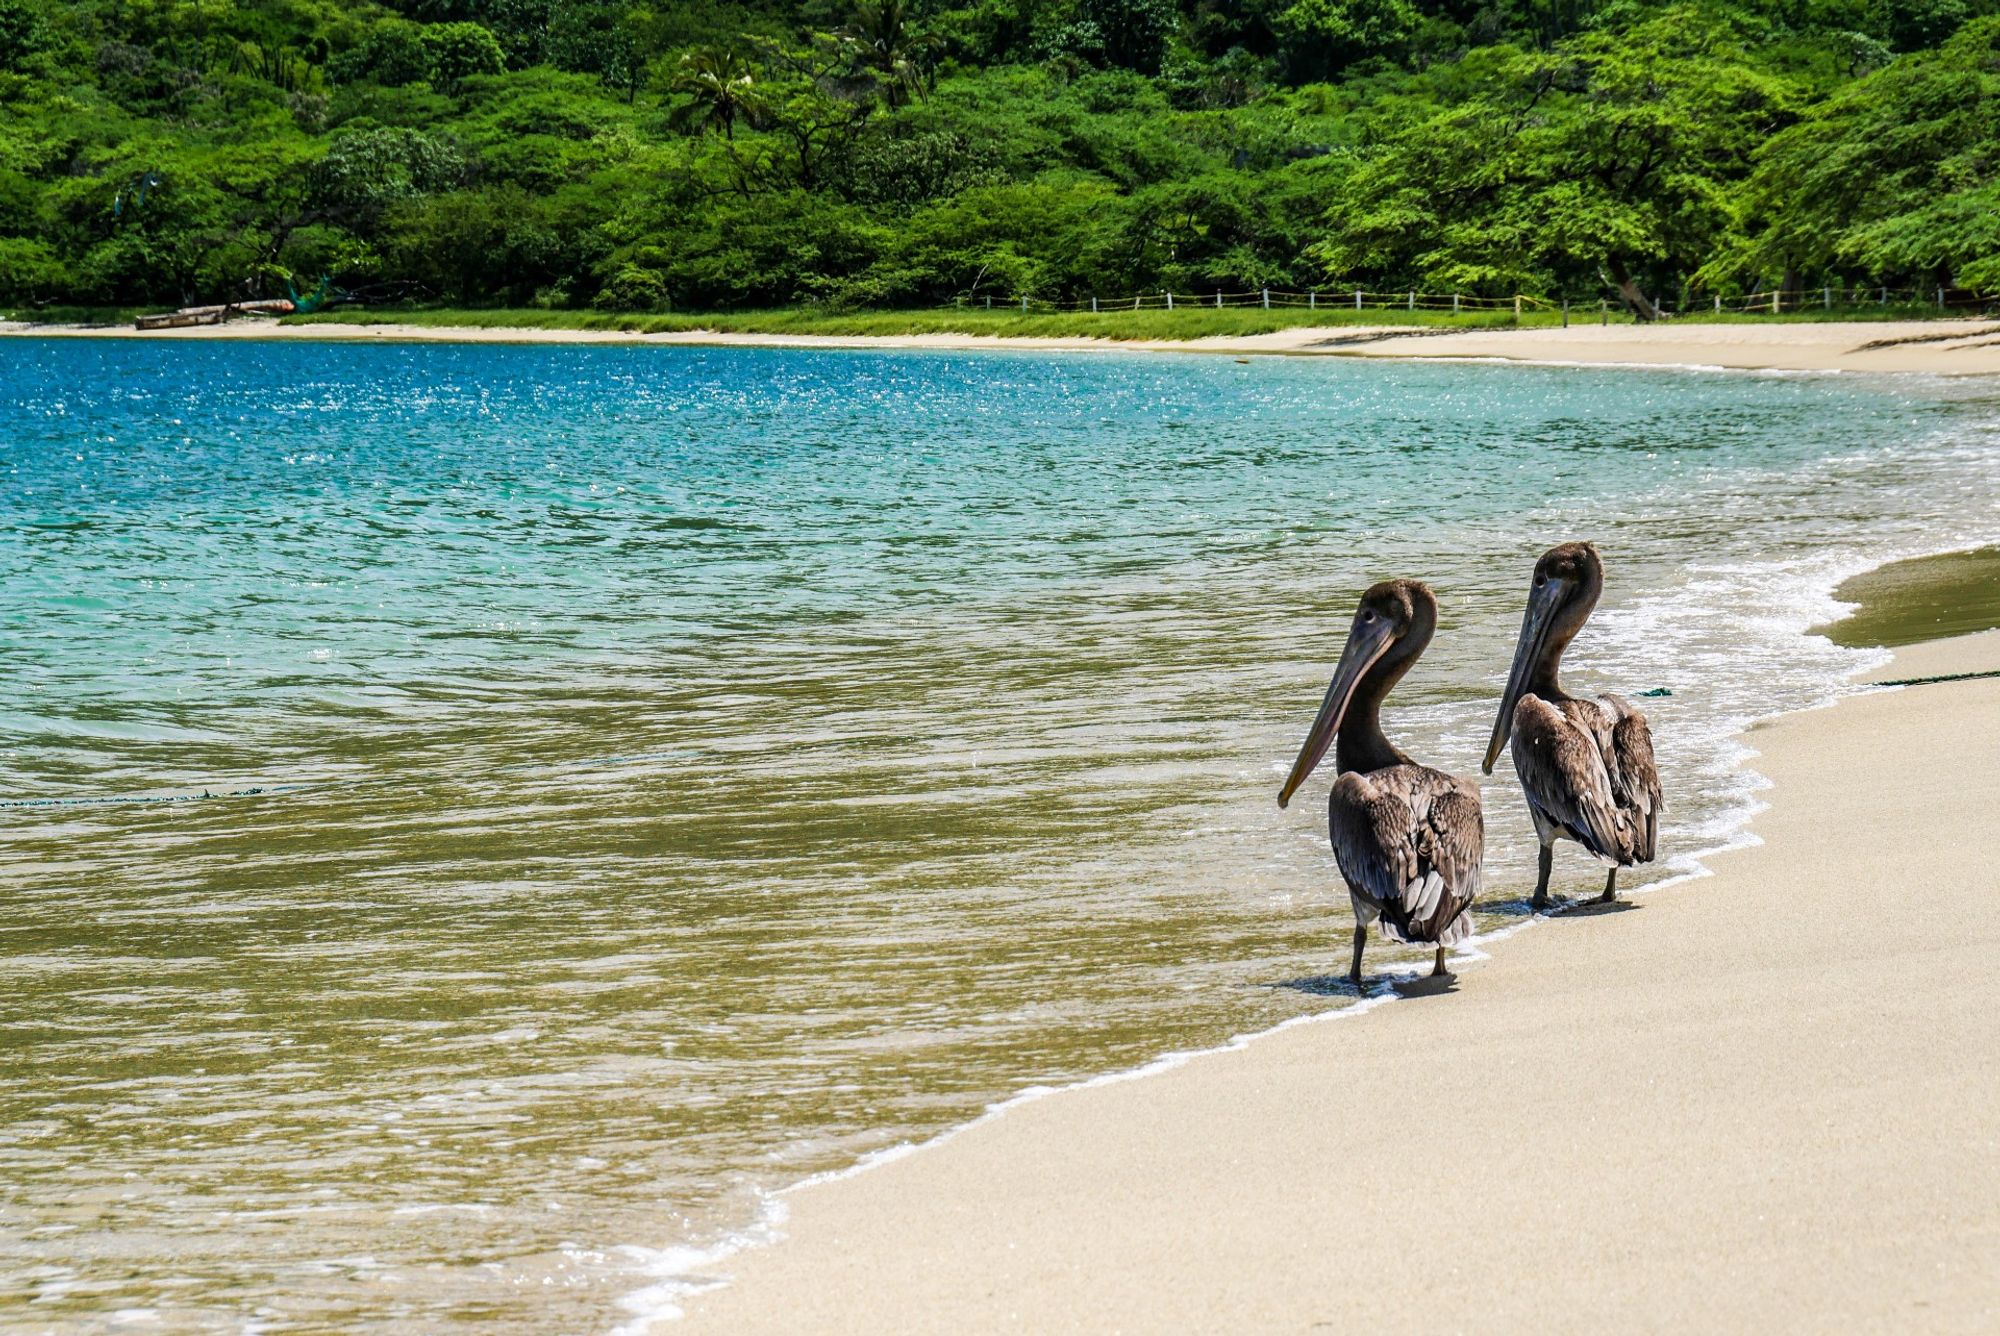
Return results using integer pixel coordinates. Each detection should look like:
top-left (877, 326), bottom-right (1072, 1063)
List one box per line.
top-left (669, 629), bottom-right (2000, 1334)
top-left (7, 318), bottom-right (2000, 375)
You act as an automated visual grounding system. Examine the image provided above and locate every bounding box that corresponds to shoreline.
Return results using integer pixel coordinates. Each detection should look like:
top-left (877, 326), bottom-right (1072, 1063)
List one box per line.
top-left (660, 625), bottom-right (2000, 1333)
top-left (7, 318), bottom-right (2000, 376)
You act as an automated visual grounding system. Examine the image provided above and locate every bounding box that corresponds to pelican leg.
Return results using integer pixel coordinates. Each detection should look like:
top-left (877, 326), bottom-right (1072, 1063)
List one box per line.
top-left (1599, 867), bottom-right (1618, 904)
top-left (1348, 923), bottom-right (1367, 988)
top-left (1531, 843), bottom-right (1553, 911)
top-left (1431, 946), bottom-right (1449, 978)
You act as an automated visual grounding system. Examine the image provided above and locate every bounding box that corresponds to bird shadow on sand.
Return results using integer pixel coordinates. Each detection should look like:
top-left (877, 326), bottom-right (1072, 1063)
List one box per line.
top-left (1264, 894), bottom-right (1640, 1003)
top-left (1484, 894), bottom-right (1641, 920)
top-left (1273, 971), bottom-right (1460, 1000)
top-left (1552, 897), bottom-right (1640, 919)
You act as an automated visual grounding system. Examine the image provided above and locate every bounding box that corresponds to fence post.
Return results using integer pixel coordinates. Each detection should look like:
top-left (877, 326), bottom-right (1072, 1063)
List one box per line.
top-left (1021, 295), bottom-right (1029, 313)
top-left (1165, 291), bottom-right (1173, 311)
top-left (1714, 295), bottom-right (1721, 314)
top-left (1561, 299), bottom-right (1569, 328)
top-left (1879, 287), bottom-right (1886, 306)
top-left (1309, 291), bottom-right (1316, 310)
top-left (1600, 299), bottom-right (1607, 326)
top-left (1772, 290), bottom-right (1780, 315)
top-left (1134, 295), bottom-right (1140, 311)
top-left (1453, 293), bottom-right (1461, 315)
top-left (1354, 288), bottom-right (1362, 311)
top-left (1261, 288), bottom-right (1269, 310)
top-left (1091, 296), bottom-right (1099, 314)
top-left (1513, 294), bottom-right (1522, 317)
top-left (1215, 290), bottom-right (1222, 309)
top-left (1823, 286), bottom-right (1831, 310)
top-left (1938, 287), bottom-right (1946, 309)
top-left (1407, 291), bottom-right (1414, 311)
top-left (985, 296), bottom-right (992, 310)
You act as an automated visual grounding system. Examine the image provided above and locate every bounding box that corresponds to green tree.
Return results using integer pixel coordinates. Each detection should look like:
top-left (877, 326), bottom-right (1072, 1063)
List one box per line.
top-left (1874, 0), bottom-right (1972, 51)
top-left (393, 0), bottom-right (554, 67)
top-left (383, 184), bottom-right (597, 301)
top-left (740, 38), bottom-right (877, 189)
top-left (1316, 10), bottom-right (1796, 317)
top-left (310, 126), bottom-right (471, 225)
top-left (1277, 0), bottom-right (1421, 77)
top-left (837, 0), bottom-right (941, 106)
top-left (1718, 16), bottom-right (2000, 291)
top-left (1083, 0), bottom-right (1175, 73)
top-left (331, 20), bottom-right (433, 86)
top-left (546, 1), bottom-right (645, 99)
top-left (665, 45), bottom-right (765, 139)
top-left (0, 237), bottom-right (61, 303)
top-left (840, 177), bottom-right (1128, 303)
top-left (0, 0), bottom-right (41, 72)
top-left (422, 22), bottom-right (506, 92)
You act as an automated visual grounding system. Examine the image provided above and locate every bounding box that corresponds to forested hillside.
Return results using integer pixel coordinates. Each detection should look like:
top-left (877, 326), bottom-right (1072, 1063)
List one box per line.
top-left (1, 0), bottom-right (1996, 315)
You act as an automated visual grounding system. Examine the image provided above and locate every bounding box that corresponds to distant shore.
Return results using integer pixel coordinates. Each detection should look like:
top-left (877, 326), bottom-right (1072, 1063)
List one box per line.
top-left (7, 315), bottom-right (2000, 376)
top-left (661, 622), bottom-right (2000, 1333)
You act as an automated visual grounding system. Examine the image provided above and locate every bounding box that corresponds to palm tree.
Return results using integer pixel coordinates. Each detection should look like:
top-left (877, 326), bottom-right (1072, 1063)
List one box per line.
top-left (837, 0), bottom-right (940, 107)
top-left (666, 46), bottom-right (764, 141)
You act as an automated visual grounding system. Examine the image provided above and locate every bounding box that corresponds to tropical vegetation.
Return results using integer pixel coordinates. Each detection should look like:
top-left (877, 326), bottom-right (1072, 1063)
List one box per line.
top-left (1, 0), bottom-right (1996, 319)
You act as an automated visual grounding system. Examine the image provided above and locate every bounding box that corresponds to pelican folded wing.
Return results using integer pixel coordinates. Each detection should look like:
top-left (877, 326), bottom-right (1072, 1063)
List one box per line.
top-left (1511, 695), bottom-right (1632, 865)
top-left (1330, 767), bottom-right (1481, 948)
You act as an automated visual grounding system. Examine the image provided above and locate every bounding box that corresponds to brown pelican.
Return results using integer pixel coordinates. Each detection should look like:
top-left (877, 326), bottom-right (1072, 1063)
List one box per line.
top-left (1483, 542), bottom-right (1662, 909)
top-left (1279, 580), bottom-right (1484, 985)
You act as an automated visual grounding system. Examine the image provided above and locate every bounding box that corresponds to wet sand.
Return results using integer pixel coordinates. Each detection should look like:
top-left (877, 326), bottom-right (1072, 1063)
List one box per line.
top-left (1818, 547), bottom-right (2000, 647)
top-left (7, 318), bottom-right (2000, 375)
top-left (667, 627), bottom-right (2000, 1334)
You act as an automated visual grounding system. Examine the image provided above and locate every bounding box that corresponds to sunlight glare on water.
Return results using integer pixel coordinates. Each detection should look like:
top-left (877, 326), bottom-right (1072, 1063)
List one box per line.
top-left (3, 339), bottom-right (1999, 1331)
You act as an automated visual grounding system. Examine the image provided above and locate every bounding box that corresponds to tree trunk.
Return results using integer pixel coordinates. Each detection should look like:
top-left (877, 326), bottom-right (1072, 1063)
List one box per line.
top-left (1606, 255), bottom-right (1662, 322)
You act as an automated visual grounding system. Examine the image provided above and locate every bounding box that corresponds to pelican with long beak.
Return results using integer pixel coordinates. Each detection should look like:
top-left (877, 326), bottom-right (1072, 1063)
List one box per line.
top-left (1280, 580), bottom-right (1484, 985)
top-left (1483, 542), bottom-right (1662, 909)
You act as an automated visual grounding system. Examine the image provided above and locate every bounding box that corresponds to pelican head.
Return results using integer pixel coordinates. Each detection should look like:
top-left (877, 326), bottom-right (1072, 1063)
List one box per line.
top-left (1278, 579), bottom-right (1437, 808)
top-left (1483, 541), bottom-right (1604, 774)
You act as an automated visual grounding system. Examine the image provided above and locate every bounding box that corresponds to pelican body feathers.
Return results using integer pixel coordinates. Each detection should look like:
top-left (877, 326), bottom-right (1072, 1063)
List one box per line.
top-left (1280, 579), bottom-right (1484, 983)
top-left (1487, 541), bottom-right (1664, 908)
top-left (1330, 765), bottom-right (1482, 948)
top-left (1509, 691), bottom-right (1660, 868)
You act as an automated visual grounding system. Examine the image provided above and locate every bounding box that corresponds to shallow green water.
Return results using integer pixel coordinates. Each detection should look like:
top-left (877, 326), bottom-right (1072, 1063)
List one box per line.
top-left (1820, 545), bottom-right (2000, 646)
top-left (3, 340), bottom-right (1998, 1331)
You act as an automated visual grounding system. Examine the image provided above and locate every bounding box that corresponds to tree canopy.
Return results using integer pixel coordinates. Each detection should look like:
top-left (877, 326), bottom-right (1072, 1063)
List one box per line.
top-left (0, 0), bottom-right (1995, 315)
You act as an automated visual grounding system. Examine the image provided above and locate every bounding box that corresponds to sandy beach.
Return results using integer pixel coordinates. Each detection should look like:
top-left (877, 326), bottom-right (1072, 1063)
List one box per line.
top-left (668, 628), bottom-right (2000, 1334)
top-left (7, 317), bottom-right (2000, 376)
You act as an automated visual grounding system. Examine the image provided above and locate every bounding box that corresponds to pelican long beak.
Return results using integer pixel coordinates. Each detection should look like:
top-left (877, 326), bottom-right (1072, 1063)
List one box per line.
top-left (1278, 616), bottom-right (1396, 809)
top-left (1484, 577), bottom-right (1569, 774)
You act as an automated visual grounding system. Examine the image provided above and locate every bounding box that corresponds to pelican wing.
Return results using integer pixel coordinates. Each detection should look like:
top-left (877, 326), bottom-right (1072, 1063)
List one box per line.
top-left (1329, 766), bottom-right (1483, 946)
top-left (1603, 695), bottom-right (1662, 862)
top-left (1509, 695), bottom-right (1631, 864)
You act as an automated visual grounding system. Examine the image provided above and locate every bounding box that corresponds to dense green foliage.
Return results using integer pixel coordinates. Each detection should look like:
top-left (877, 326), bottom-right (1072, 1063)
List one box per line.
top-left (2, 0), bottom-right (1996, 316)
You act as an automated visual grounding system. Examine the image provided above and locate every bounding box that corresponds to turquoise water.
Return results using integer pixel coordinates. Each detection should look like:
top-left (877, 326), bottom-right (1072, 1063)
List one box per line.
top-left (4, 338), bottom-right (1998, 1331)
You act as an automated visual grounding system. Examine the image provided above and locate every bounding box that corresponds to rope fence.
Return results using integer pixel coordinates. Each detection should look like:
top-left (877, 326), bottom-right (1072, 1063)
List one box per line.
top-left (957, 289), bottom-right (1560, 315)
top-left (1719, 286), bottom-right (1994, 314)
top-left (948, 285), bottom-right (1999, 318)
